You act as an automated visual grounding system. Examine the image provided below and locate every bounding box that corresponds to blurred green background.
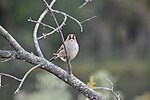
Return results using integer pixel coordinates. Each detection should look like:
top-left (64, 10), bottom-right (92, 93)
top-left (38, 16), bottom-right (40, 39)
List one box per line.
top-left (0, 0), bottom-right (150, 100)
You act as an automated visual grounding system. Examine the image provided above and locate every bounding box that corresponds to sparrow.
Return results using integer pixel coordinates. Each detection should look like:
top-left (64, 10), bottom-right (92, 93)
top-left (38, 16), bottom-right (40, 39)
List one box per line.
top-left (49, 34), bottom-right (79, 62)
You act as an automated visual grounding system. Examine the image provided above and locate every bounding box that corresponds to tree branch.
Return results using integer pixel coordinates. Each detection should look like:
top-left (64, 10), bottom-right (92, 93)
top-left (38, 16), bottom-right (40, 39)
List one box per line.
top-left (0, 26), bottom-right (24, 52)
top-left (28, 17), bottom-right (56, 30)
top-left (0, 25), bottom-right (105, 100)
top-left (79, 0), bottom-right (93, 9)
top-left (96, 78), bottom-right (121, 100)
top-left (14, 64), bottom-right (40, 93)
top-left (0, 73), bottom-right (22, 82)
top-left (0, 50), bottom-right (16, 58)
top-left (37, 14), bottom-right (67, 40)
top-left (42, 0), bottom-right (72, 74)
top-left (33, 9), bottom-right (49, 57)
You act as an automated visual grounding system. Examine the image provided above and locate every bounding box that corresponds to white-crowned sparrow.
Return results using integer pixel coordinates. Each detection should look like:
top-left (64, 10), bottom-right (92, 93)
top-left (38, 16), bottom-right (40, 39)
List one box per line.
top-left (50, 34), bottom-right (79, 62)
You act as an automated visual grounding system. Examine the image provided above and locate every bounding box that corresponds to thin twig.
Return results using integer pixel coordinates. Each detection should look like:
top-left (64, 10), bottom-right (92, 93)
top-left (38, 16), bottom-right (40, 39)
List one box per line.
top-left (81, 16), bottom-right (97, 24)
top-left (0, 25), bottom-right (106, 99)
top-left (0, 0), bottom-right (106, 99)
top-left (33, 9), bottom-right (49, 58)
top-left (38, 15), bottom-right (67, 40)
top-left (43, 0), bottom-right (83, 32)
top-left (0, 25), bottom-right (24, 52)
top-left (106, 78), bottom-right (121, 100)
top-left (53, 9), bottom-right (83, 32)
top-left (0, 73), bottom-right (22, 82)
top-left (42, 0), bottom-right (72, 74)
top-left (1, 54), bottom-right (15, 62)
top-left (96, 78), bottom-right (121, 100)
top-left (14, 64), bottom-right (40, 93)
top-left (38, 0), bottom-right (82, 40)
top-left (38, 0), bottom-right (97, 40)
top-left (0, 73), bottom-right (21, 89)
top-left (79, 1), bottom-right (88, 9)
top-left (106, 78), bottom-right (114, 87)
top-left (97, 87), bottom-right (121, 100)
top-left (79, 0), bottom-right (92, 9)
top-left (1, 57), bottom-right (13, 62)
top-left (49, 0), bottom-right (56, 8)
top-left (0, 73), bottom-right (9, 89)
top-left (0, 74), bottom-right (2, 89)
top-left (28, 17), bottom-right (56, 30)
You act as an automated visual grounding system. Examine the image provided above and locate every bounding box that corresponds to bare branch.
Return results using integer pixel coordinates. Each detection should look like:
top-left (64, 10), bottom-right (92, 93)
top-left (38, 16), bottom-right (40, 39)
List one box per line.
top-left (50, 4), bottom-right (97, 32)
top-left (0, 74), bottom-right (8, 89)
top-left (43, 0), bottom-right (83, 32)
top-left (37, 15), bottom-right (67, 40)
top-left (81, 16), bottom-right (97, 24)
top-left (1, 57), bottom-right (13, 62)
top-left (79, 1), bottom-right (88, 9)
top-left (49, 0), bottom-right (56, 8)
top-left (37, 0), bottom-right (96, 40)
top-left (0, 25), bottom-right (24, 52)
top-left (0, 74), bottom-right (2, 89)
top-left (32, 5), bottom-right (67, 57)
top-left (0, 73), bottom-right (22, 82)
top-left (33, 9), bottom-right (49, 57)
top-left (0, 0), bottom-right (106, 98)
top-left (61, 12), bottom-right (83, 32)
top-left (42, 0), bottom-right (72, 74)
top-left (28, 17), bottom-right (56, 30)
top-left (106, 78), bottom-right (114, 88)
top-left (79, 0), bottom-right (93, 9)
top-left (14, 64), bottom-right (40, 93)
top-left (96, 78), bottom-right (121, 100)
top-left (0, 49), bottom-right (105, 99)
top-left (0, 50), bottom-right (16, 58)
top-left (1, 53), bottom-right (15, 62)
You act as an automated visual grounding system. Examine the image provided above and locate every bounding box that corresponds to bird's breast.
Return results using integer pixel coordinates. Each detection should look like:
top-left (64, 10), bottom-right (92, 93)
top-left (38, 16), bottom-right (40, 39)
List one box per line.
top-left (66, 42), bottom-right (79, 60)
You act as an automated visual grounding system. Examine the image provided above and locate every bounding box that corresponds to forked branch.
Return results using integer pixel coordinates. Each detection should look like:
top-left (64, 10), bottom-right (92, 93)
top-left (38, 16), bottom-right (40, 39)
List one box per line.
top-left (42, 0), bottom-right (72, 74)
top-left (0, 25), bottom-right (105, 100)
top-left (14, 64), bottom-right (40, 93)
top-left (0, 0), bottom-right (105, 99)
top-left (96, 78), bottom-right (121, 100)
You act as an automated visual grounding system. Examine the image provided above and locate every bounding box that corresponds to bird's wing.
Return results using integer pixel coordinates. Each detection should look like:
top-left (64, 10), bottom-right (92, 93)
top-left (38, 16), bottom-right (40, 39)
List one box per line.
top-left (55, 44), bottom-right (64, 54)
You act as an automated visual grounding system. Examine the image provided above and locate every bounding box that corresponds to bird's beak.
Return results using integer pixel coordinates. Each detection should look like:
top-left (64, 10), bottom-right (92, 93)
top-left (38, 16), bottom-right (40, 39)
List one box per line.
top-left (70, 39), bottom-right (74, 41)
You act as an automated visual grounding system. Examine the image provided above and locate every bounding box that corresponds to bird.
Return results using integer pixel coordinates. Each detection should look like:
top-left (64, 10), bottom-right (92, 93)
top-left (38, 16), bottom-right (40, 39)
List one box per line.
top-left (49, 33), bottom-right (79, 62)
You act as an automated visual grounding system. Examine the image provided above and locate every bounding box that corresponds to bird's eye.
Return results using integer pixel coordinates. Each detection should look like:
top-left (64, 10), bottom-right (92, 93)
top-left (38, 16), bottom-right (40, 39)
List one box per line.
top-left (72, 35), bottom-right (75, 40)
top-left (69, 35), bottom-right (72, 40)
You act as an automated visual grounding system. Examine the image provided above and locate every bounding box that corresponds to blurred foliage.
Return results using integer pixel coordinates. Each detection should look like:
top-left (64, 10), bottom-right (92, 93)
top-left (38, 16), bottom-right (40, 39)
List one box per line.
top-left (0, 0), bottom-right (150, 100)
top-left (15, 73), bottom-right (72, 100)
top-left (87, 76), bottom-right (96, 90)
top-left (92, 70), bottom-right (118, 100)
top-left (134, 92), bottom-right (150, 100)
top-left (86, 76), bottom-right (97, 100)
top-left (78, 70), bottom-right (122, 100)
